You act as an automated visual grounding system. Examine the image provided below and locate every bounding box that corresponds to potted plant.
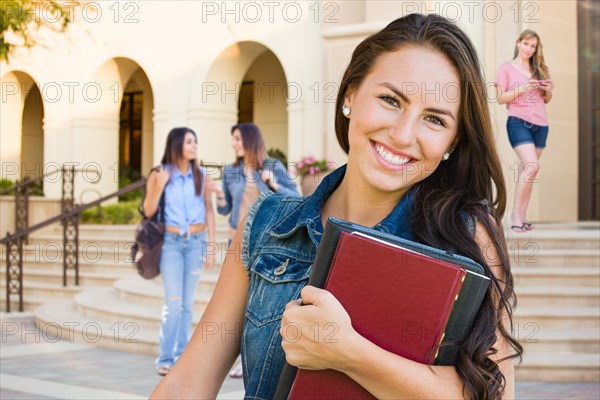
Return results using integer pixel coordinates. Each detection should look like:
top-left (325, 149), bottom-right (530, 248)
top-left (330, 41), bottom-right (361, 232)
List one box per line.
top-left (291, 156), bottom-right (336, 196)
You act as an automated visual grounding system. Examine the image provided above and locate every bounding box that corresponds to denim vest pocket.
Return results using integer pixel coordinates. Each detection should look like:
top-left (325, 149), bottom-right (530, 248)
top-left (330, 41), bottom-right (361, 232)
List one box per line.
top-left (246, 253), bottom-right (312, 327)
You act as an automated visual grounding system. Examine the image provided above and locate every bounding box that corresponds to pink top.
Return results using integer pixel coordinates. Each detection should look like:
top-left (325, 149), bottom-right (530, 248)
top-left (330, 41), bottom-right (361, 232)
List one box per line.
top-left (495, 61), bottom-right (548, 126)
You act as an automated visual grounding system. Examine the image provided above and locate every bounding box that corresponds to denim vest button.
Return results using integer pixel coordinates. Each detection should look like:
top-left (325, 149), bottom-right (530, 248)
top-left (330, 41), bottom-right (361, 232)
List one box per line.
top-left (274, 259), bottom-right (289, 276)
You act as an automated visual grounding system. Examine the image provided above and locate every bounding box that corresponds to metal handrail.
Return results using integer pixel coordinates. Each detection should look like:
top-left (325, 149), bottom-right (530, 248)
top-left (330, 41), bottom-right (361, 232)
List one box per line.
top-left (0, 168), bottom-right (99, 195)
top-left (1, 179), bottom-right (146, 245)
top-left (3, 176), bottom-right (146, 312)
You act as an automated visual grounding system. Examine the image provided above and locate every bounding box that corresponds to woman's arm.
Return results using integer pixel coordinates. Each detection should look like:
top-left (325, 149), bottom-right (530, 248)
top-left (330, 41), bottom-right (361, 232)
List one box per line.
top-left (265, 160), bottom-right (300, 196)
top-left (204, 174), bottom-right (216, 268)
top-left (150, 218), bottom-right (250, 399)
top-left (282, 222), bottom-right (515, 399)
top-left (496, 81), bottom-right (538, 105)
top-left (473, 221), bottom-right (515, 399)
top-left (142, 167), bottom-right (170, 218)
top-left (540, 78), bottom-right (553, 104)
top-left (216, 169), bottom-right (232, 216)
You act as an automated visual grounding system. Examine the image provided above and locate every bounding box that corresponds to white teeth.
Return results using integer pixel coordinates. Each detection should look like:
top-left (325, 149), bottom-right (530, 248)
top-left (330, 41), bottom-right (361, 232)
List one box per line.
top-left (374, 143), bottom-right (410, 165)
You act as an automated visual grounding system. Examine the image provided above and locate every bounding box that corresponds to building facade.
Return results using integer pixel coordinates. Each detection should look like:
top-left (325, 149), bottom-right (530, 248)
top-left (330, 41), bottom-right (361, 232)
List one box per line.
top-left (1, 0), bottom-right (597, 222)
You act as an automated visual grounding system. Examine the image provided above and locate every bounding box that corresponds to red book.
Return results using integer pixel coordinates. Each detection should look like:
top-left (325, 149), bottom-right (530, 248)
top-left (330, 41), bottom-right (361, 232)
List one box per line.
top-left (287, 231), bottom-right (467, 399)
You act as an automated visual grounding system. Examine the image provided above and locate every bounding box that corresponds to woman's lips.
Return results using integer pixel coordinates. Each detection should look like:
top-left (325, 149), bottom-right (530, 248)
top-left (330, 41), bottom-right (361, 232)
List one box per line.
top-left (371, 140), bottom-right (416, 170)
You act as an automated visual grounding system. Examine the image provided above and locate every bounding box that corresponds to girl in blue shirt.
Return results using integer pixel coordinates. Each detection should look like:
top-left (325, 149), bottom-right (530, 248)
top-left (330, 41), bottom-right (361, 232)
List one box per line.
top-left (143, 127), bottom-right (216, 377)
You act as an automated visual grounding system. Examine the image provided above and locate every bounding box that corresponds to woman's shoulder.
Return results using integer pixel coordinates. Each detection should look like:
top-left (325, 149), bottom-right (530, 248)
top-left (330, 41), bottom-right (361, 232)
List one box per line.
top-left (222, 162), bottom-right (239, 173)
top-left (460, 199), bottom-right (494, 238)
top-left (247, 191), bottom-right (304, 226)
top-left (264, 157), bottom-right (285, 167)
top-left (242, 191), bottom-right (307, 265)
top-left (498, 61), bottom-right (513, 71)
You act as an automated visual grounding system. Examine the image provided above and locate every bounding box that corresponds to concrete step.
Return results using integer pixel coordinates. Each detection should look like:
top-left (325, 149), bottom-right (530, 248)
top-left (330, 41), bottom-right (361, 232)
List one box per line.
top-left (37, 221), bottom-right (231, 243)
top-left (515, 353), bottom-right (600, 382)
top-left (504, 226), bottom-right (599, 251)
top-left (17, 259), bottom-right (136, 274)
top-left (7, 239), bottom-right (230, 265)
top-left (515, 286), bottom-right (599, 308)
top-left (50, 224), bottom-right (137, 237)
top-left (513, 267), bottom-right (600, 287)
top-left (0, 266), bottom-right (129, 286)
top-left (29, 233), bottom-right (231, 249)
top-left (509, 249), bottom-right (600, 268)
top-left (1, 294), bottom-right (59, 313)
top-left (1, 245), bottom-right (132, 265)
top-left (114, 273), bottom-right (218, 308)
top-left (44, 221), bottom-right (230, 236)
top-left (518, 328), bottom-right (600, 354)
top-left (0, 281), bottom-right (83, 301)
top-left (74, 287), bottom-right (210, 330)
top-left (514, 307), bottom-right (600, 330)
top-left (35, 299), bottom-right (158, 355)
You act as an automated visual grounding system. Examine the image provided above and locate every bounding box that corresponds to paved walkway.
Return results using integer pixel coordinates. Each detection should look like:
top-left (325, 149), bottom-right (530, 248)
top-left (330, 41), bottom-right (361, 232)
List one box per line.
top-left (1, 313), bottom-right (598, 399)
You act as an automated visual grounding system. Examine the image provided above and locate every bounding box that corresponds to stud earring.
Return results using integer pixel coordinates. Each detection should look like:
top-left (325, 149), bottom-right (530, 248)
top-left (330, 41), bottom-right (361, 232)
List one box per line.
top-left (342, 106), bottom-right (351, 116)
top-left (442, 152), bottom-right (451, 161)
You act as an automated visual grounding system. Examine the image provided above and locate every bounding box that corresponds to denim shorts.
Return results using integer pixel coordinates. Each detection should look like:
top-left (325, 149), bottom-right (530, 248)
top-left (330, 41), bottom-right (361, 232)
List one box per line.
top-left (506, 116), bottom-right (549, 149)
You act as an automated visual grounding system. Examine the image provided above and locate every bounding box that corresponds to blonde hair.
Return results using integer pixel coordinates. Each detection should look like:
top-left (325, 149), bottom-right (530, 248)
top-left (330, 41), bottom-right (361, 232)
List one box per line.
top-left (513, 29), bottom-right (549, 80)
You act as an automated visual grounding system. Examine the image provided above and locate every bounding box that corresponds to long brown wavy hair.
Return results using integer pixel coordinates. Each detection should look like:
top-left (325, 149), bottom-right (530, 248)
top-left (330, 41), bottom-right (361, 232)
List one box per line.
top-left (513, 29), bottom-right (549, 80)
top-left (334, 13), bottom-right (522, 400)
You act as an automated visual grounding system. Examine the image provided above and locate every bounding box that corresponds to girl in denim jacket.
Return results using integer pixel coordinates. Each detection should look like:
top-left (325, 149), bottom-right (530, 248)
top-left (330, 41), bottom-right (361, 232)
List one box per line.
top-left (213, 123), bottom-right (299, 243)
top-left (213, 123), bottom-right (299, 378)
top-left (153, 14), bottom-right (521, 400)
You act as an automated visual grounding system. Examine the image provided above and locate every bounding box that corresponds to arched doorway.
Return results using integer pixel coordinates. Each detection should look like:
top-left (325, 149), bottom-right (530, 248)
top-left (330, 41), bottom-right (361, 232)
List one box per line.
top-left (189, 41), bottom-right (289, 166)
top-left (0, 71), bottom-right (44, 184)
top-left (118, 68), bottom-right (154, 184)
top-left (239, 50), bottom-right (289, 164)
top-left (71, 58), bottom-right (154, 200)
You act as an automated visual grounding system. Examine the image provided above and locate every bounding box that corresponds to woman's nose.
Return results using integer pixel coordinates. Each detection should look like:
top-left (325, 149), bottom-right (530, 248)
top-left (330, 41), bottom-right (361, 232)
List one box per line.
top-left (387, 115), bottom-right (418, 147)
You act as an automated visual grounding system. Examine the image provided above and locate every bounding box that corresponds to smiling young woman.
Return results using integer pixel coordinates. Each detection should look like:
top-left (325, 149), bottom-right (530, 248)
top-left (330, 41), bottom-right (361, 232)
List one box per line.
top-left (151, 14), bottom-right (522, 400)
top-left (495, 30), bottom-right (552, 233)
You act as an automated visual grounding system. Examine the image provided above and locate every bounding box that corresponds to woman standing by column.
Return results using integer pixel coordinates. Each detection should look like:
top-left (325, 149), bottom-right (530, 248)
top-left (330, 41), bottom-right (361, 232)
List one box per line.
top-left (211, 122), bottom-right (299, 378)
top-left (496, 29), bottom-right (553, 232)
top-left (213, 123), bottom-right (299, 244)
top-left (143, 127), bottom-right (216, 376)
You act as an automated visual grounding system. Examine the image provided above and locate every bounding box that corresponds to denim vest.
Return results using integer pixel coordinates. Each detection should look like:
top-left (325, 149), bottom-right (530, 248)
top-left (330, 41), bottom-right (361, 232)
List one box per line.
top-left (217, 158), bottom-right (300, 229)
top-left (240, 164), bottom-right (417, 399)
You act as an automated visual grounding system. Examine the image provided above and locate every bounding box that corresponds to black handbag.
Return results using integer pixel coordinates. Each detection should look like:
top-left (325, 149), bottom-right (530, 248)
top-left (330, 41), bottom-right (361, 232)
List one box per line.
top-left (131, 178), bottom-right (166, 280)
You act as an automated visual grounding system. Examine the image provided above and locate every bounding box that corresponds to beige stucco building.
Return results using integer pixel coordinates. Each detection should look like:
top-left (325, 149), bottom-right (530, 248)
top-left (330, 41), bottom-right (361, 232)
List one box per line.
top-left (1, 0), bottom-right (598, 224)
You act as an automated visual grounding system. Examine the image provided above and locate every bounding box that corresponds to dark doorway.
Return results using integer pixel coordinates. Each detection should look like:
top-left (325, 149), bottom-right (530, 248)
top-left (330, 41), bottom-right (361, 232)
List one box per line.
top-left (119, 91), bottom-right (143, 181)
top-left (238, 80), bottom-right (255, 123)
top-left (578, 0), bottom-right (600, 220)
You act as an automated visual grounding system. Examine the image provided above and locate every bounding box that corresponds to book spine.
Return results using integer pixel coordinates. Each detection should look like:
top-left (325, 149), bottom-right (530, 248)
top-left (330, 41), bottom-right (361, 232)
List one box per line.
top-left (434, 272), bottom-right (490, 365)
top-left (273, 223), bottom-right (344, 399)
top-left (307, 223), bottom-right (344, 287)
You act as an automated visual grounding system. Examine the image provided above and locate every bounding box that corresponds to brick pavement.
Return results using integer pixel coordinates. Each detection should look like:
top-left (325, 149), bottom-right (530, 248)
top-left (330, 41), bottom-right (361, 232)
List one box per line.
top-left (1, 313), bottom-right (598, 399)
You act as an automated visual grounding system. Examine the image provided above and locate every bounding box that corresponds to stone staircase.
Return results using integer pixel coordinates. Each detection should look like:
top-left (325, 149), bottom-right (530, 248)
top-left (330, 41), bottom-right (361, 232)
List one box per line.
top-left (1, 220), bottom-right (598, 381)
top-left (1, 219), bottom-right (229, 356)
top-left (508, 222), bottom-right (600, 382)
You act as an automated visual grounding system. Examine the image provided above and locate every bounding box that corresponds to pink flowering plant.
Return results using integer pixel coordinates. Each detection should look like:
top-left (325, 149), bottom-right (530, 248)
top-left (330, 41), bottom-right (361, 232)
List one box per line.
top-left (292, 155), bottom-right (336, 179)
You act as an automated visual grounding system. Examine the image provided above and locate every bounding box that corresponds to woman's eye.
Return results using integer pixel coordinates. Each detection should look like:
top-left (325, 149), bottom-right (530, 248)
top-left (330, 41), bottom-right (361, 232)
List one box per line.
top-left (425, 115), bottom-right (447, 127)
top-left (379, 95), bottom-right (400, 108)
